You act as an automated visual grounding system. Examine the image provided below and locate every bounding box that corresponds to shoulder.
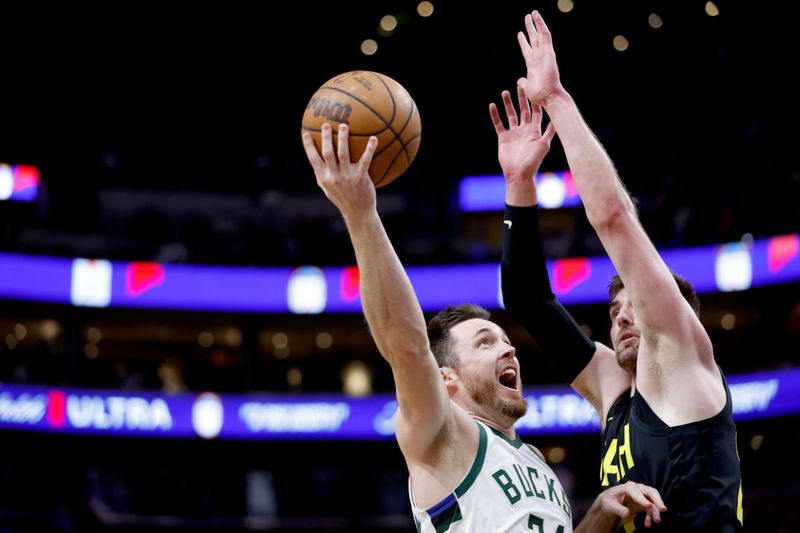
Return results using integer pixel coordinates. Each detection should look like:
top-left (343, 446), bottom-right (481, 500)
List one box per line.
top-left (526, 444), bottom-right (546, 462)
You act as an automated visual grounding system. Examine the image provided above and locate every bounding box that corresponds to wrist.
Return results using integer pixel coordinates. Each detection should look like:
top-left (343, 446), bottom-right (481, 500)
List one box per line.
top-left (504, 168), bottom-right (535, 184)
top-left (505, 177), bottom-right (537, 208)
top-left (541, 84), bottom-right (571, 109)
top-left (342, 205), bottom-right (379, 229)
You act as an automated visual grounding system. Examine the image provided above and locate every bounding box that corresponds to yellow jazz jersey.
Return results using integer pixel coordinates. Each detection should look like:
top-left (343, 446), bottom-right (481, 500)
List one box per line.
top-left (410, 420), bottom-right (572, 533)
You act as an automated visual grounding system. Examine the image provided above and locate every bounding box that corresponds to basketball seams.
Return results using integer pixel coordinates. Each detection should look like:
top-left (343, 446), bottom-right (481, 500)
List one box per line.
top-left (373, 103), bottom-right (420, 185)
top-left (373, 132), bottom-right (421, 186)
top-left (318, 73), bottom-right (401, 160)
top-left (374, 74), bottom-right (419, 168)
top-left (371, 72), bottom-right (398, 127)
top-left (393, 101), bottom-right (419, 160)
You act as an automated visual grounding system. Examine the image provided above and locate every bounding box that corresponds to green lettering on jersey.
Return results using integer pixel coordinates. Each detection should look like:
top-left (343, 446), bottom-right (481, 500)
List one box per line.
top-left (527, 513), bottom-right (566, 533)
top-left (492, 469), bottom-right (521, 504)
top-left (513, 464), bottom-right (534, 497)
top-left (545, 476), bottom-right (560, 506)
top-left (526, 467), bottom-right (546, 499)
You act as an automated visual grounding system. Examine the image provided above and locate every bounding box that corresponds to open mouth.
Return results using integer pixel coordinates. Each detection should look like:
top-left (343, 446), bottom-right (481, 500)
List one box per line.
top-left (499, 368), bottom-right (518, 390)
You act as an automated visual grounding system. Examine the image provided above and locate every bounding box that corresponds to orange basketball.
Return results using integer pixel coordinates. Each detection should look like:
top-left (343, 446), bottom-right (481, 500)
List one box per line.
top-left (301, 71), bottom-right (421, 187)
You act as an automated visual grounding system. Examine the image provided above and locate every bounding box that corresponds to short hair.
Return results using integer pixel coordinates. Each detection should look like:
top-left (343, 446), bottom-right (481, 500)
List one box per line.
top-left (608, 272), bottom-right (700, 317)
top-left (427, 304), bottom-right (491, 368)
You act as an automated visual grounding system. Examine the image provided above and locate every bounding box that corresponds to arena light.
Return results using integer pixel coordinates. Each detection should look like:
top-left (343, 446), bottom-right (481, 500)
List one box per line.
top-left (0, 163), bottom-right (39, 203)
top-left (459, 171), bottom-right (581, 212)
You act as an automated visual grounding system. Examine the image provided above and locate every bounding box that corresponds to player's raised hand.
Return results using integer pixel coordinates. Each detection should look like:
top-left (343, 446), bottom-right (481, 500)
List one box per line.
top-left (302, 123), bottom-right (379, 219)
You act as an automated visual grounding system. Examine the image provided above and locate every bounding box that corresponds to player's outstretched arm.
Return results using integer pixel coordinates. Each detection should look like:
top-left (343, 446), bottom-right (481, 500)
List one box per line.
top-left (302, 123), bottom-right (452, 457)
top-left (517, 10), bottom-right (720, 415)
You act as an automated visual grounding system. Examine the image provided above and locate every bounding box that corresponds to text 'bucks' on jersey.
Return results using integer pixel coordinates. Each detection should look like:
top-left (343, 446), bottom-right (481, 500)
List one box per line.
top-left (410, 420), bottom-right (572, 533)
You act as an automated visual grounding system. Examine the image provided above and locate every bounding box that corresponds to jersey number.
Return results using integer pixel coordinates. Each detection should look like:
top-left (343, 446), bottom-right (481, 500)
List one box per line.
top-left (527, 513), bottom-right (565, 533)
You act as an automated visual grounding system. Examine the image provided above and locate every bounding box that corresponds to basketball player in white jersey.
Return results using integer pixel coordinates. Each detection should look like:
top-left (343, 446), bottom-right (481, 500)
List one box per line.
top-left (301, 120), bottom-right (666, 531)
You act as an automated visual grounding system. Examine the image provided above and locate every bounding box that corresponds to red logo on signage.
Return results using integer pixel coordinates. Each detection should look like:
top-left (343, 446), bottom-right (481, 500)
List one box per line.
top-left (767, 234), bottom-right (799, 274)
top-left (126, 262), bottom-right (165, 297)
top-left (340, 266), bottom-right (360, 302)
top-left (553, 257), bottom-right (591, 295)
top-left (47, 390), bottom-right (66, 427)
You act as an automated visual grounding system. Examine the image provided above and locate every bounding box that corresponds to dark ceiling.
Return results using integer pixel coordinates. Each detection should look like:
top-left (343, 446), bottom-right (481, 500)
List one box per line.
top-left (2, 1), bottom-right (798, 203)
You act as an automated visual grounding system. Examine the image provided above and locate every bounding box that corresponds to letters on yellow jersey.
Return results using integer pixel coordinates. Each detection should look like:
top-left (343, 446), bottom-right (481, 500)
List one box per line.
top-left (600, 422), bottom-right (635, 487)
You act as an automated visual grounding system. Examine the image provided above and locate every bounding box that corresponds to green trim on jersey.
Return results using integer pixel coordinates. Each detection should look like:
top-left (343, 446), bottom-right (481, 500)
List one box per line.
top-left (454, 421), bottom-right (488, 498)
top-left (409, 419), bottom-right (573, 532)
top-left (488, 426), bottom-right (524, 449)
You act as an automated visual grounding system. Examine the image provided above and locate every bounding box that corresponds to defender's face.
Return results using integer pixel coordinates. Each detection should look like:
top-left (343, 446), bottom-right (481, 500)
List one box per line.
top-left (609, 287), bottom-right (641, 372)
top-left (448, 318), bottom-right (527, 419)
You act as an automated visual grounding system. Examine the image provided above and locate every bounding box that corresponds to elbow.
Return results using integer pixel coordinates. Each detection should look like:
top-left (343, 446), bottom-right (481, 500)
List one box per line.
top-left (394, 337), bottom-right (431, 362)
top-left (586, 201), bottom-right (636, 234)
top-left (377, 327), bottom-right (431, 364)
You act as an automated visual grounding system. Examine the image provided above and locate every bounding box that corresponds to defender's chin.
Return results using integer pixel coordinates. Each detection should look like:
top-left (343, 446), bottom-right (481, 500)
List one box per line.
top-left (615, 347), bottom-right (638, 373)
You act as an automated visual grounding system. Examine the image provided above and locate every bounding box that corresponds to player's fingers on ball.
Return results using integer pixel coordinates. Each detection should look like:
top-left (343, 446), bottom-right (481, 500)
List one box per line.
top-left (320, 123), bottom-right (336, 162)
top-left (301, 133), bottom-right (323, 168)
top-left (336, 124), bottom-right (351, 163)
top-left (359, 136), bottom-right (378, 168)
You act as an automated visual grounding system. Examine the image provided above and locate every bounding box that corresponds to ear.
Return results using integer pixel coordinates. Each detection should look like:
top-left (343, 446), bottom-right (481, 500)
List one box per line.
top-left (441, 366), bottom-right (459, 394)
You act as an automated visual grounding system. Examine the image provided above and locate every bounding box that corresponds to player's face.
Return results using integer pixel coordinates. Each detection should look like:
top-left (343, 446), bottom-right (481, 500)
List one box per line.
top-left (449, 319), bottom-right (527, 420)
top-left (609, 287), bottom-right (641, 372)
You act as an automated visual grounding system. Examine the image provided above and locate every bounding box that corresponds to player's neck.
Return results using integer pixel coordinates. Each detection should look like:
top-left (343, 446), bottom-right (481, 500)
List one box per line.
top-left (472, 414), bottom-right (517, 440)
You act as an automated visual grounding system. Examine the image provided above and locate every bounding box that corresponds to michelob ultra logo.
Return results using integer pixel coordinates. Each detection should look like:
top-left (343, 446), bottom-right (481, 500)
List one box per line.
top-left (63, 394), bottom-right (173, 431)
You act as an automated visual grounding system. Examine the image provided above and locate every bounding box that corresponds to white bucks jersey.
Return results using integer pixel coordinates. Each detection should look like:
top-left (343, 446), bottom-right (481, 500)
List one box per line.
top-left (410, 420), bottom-right (572, 532)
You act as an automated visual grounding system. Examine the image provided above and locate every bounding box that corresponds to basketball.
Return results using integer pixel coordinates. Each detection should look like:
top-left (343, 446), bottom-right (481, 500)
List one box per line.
top-left (301, 71), bottom-right (421, 187)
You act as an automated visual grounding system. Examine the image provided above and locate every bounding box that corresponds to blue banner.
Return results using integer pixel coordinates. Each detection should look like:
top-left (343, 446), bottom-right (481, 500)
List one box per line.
top-left (0, 232), bottom-right (798, 313)
top-left (0, 367), bottom-right (797, 440)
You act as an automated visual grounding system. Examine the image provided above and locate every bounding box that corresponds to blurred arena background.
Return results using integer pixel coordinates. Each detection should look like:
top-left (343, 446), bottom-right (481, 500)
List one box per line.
top-left (1, 1), bottom-right (799, 531)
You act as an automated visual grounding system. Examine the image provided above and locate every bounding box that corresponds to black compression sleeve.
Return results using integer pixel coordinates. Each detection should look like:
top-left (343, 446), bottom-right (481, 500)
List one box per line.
top-left (501, 204), bottom-right (596, 382)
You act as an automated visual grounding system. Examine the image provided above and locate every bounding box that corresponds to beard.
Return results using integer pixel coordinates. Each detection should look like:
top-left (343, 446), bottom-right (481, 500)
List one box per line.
top-left (615, 339), bottom-right (639, 372)
top-left (462, 371), bottom-right (528, 420)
